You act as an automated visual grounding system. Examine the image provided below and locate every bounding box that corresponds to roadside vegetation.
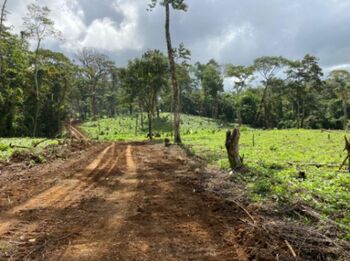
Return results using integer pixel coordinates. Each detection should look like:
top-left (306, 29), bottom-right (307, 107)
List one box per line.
top-left (0, 138), bottom-right (60, 161)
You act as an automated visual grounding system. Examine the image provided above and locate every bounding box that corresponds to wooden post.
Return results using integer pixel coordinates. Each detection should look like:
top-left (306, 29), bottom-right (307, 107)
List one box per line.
top-left (225, 128), bottom-right (243, 170)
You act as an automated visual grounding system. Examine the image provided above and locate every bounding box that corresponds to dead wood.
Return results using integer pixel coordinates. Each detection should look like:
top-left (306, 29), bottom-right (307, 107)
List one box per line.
top-left (225, 128), bottom-right (243, 170)
top-left (9, 144), bottom-right (31, 149)
top-left (339, 136), bottom-right (350, 172)
top-left (33, 139), bottom-right (49, 148)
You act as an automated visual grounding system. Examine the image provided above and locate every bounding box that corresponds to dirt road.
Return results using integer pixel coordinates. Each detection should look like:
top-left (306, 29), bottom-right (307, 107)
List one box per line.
top-left (0, 142), bottom-right (297, 260)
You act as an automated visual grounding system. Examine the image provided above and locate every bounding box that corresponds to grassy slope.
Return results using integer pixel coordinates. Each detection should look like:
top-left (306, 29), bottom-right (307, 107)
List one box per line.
top-left (0, 138), bottom-right (60, 161)
top-left (82, 114), bottom-right (350, 237)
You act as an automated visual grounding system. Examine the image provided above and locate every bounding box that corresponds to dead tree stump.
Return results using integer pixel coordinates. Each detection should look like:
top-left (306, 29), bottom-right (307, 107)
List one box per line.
top-left (339, 136), bottom-right (350, 172)
top-left (225, 128), bottom-right (243, 170)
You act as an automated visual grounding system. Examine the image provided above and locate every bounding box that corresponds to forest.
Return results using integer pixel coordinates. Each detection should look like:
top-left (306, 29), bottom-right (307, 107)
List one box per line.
top-left (1, 0), bottom-right (350, 260)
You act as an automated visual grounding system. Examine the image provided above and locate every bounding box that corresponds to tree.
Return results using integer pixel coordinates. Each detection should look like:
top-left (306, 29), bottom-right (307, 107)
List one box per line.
top-left (0, 32), bottom-right (29, 136)
top-left (76, 48), bottom-right (114, 119)
top-left (328, 70), bottom-right (350, 130)
top-left (122, 50), bottom-right (168, 138)
top-left (149, 0), bottom-right (188, 144)
top-left (0, 0), bottom-right (8, 75)
top-left (254, 56), bottom-right (288, 128)
top-left (226, 64), bottom-right (255, 124)
top-left (37, 49), bottom-right (74, 137)
top-left (286, 55), bottom-right (323, 128)
top-left (193, 60), bottom-right (223, 118)
top-left (23, 3), bottom-right (61, 137)
top-left (201, 61), bottom-right (224, 118)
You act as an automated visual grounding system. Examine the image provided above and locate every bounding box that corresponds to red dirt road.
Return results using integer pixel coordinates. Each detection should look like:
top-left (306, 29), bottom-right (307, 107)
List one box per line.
top-left (0, 142), bottom-right (296, 260)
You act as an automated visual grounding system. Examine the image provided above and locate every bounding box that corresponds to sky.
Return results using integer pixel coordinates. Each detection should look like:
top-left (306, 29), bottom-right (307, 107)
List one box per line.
top-left (5, 0), bottom-right (350, 76)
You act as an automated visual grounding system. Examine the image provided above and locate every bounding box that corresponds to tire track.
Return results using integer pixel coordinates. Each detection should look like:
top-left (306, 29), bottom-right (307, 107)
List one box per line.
top-left (0, 144), bottom-right (114, 239)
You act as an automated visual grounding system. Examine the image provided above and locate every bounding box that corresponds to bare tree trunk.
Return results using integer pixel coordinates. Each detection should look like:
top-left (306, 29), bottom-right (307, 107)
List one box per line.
top-left (0, 0), bottom-right (8, 75)
top-left (140, 102), bottom-right (144, 130)
top-left (225, 128), bottom-right (243, 170)
top-left (300, 101), bottom-right (305, 128)
top-left (57, 78), bottom-right (68, 136)
top-left (255, 83), bottom-right (269, 127)
top-left (135, 114), bottom-right (138, 136)
top-left (165, 2), bottom-right (181, 144)
top-left (32, 38), bottom-right (41, 137)
top-left (0, 0), bottom-right (7, 35)
top-left (147, 111), bottom-right (153, 140)
top-left (237, 106), bottom-right (243, 126)
top-left (296, 99), bottom-right (301, 129)
top-left (342, 92), bottom-right (348, 130)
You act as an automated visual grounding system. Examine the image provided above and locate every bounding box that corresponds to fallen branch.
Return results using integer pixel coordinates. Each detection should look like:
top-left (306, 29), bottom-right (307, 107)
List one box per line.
top-left (25, 233), bottom-right (77, 260)
top-left (287, 162), bottom-right (339, 168)
top-left (284, 240), bottom-right (297, 258)
top-left (296, 204), bottom-right (342, 228)
top-left (226, 199), bottom-right (256, 224)
top-left (33, 139), bottom-right (49, 148)
top-left (339, 155), bottom-right (349, 171)
top-left (9, 143), bottom-right (31, 149)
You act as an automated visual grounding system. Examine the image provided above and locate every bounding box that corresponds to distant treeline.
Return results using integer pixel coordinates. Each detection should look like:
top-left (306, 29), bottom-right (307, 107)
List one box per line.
top-left (1, 2), bottom-right (349, 138)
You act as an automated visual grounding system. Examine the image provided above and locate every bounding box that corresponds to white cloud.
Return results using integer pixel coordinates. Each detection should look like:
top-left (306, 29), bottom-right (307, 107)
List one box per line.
top-left (6, 0), bottom-right (144, 54)
top-left (77, 0), bottom-right (143, 52)
top-left (4, 0), bottom-right (350, 69)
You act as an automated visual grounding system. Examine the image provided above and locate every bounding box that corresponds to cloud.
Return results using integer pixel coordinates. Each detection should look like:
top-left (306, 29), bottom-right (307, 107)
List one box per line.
top-left (6, 0), bottom-right (144, 55)
top-left (76, 0), bottom-right (143, 52)
top-left (4, 0), bottom-right (350, 69)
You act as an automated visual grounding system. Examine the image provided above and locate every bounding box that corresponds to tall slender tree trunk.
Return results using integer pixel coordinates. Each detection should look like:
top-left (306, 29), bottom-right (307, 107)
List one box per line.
top-left (255, 82), bottom-right (269, 127)
top-left (147, 111), bottom-right (153, 140)
top-left (296, 99), bottom-right (301, 128)
top-left (0, 0), bottom-right (8, 76)
top-left (342, 92), bottom-right (348, 130)
top-left (165, 2), bottom-right (181, 144)
top-left (300, 100), bottom-right (305, 128)
top-left (139, 101), bottom-right (144, 130)
top-left (32, 39), bottom-right (41, 137)
top-left (237, 107), bottom-right (243, 126)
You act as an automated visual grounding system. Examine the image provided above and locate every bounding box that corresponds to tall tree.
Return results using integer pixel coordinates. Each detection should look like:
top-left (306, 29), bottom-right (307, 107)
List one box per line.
top-left (286, 55), bottom-right (323, 128)
top-left (254, 56), bottom-right (288, 128)
top-left (120, 50), bottom-right (168, 138)
top-left (328, 70), bottom-right (350, 130)
top-left (149, 0), bottom-right (188, 143)
top-left (23, 3), bottom-right (60, 137)
top-left (38, 49), bottom-right (74, 137)
top-left (0, 0), bottom-right (8, 75)
top-left (226, 64), bottom-right (255, 125)
top-left (201, 60), bottom-right (224, 118)
top-left (0, 32), bottom-right (29, 136)
top-left (76, 48), bottom-right (114, 119)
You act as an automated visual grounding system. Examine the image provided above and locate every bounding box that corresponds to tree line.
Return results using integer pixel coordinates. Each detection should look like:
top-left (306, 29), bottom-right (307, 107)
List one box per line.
top-left (0, 1), bottom-right (349, 139)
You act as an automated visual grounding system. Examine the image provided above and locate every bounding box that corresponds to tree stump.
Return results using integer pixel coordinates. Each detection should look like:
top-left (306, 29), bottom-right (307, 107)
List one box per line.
top-left (225, 128), bottom-right (243, 170)
top-left (339, 136), bottom-right (350, 172)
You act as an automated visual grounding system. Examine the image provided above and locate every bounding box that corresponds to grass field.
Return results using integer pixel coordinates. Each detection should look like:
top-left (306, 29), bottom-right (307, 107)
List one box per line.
top-left (83, 114), bottom-right (350, 237)
top-left (0, 138), bottom-right (60, 161)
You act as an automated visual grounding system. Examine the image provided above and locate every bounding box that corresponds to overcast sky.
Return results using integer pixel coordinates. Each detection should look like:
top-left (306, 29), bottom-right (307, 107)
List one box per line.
top-left (5, 0), bottom-right (350, 74)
